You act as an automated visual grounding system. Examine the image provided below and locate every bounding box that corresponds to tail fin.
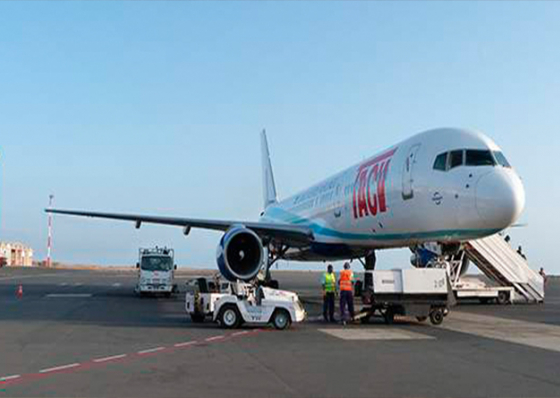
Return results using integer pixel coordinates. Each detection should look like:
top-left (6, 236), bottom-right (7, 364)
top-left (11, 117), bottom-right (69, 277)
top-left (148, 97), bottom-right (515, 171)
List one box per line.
top-left (261, 129), bottom-right (278, 209)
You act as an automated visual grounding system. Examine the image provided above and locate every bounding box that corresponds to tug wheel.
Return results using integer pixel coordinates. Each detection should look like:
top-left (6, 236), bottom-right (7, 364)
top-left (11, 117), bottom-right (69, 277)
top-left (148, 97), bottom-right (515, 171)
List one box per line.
top-left (218, 304), bottom-right (242, 329)
top-left (190, 312), bottom-right (205, 323)
top-left (271, 309), bottom-right (291, 330)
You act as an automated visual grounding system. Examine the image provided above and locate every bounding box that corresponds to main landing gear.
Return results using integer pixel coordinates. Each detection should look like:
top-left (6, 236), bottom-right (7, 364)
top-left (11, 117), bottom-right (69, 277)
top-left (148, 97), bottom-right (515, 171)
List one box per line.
top-left (355, 250), bottom-right (376, 299)
top-left (259, 245), bottom-right (289, 289)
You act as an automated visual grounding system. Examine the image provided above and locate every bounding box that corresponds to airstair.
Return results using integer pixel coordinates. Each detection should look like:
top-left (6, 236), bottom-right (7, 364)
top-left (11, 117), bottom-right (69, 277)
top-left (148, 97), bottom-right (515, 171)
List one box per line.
top-left (464, 234), bottom-right (544, 303)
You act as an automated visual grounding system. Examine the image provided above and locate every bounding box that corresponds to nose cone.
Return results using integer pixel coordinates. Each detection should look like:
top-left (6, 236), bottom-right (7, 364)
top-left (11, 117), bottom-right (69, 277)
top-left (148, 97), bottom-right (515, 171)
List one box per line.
top-left (475, 170), bottom-right (525, 230)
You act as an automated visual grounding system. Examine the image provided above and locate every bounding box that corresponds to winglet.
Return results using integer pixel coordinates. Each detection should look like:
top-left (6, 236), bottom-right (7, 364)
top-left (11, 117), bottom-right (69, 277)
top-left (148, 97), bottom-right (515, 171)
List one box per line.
top-left (261, 129), bottom-right (278, 209)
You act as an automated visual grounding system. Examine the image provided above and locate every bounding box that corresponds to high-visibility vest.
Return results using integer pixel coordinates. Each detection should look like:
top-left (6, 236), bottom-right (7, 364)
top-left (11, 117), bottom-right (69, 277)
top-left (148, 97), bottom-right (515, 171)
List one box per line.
top-left (323, 272), bottom-right (336, 293)
top-left (339, 269), bottom-right (353, 291)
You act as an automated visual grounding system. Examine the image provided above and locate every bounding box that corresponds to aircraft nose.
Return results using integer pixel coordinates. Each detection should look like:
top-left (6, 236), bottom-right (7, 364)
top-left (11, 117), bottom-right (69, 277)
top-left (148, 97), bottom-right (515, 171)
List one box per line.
top-left (475, 169), bottom-right (525, 229)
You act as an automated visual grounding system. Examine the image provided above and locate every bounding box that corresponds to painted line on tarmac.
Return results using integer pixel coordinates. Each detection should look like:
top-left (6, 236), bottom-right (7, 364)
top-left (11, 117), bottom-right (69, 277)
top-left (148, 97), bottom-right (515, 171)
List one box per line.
top-left (39, 363), bottom-right (80, 374)
top-left (205, 335), bottom-right (225, 342)
top-left (174, 341), bottom-right (196, 348)
top-left (137, 347), bottom-right (165, 355)
top-left (0, 273), bottom-right (73, 281)
top-left (93, 354), bottom-right (127, 363)
top-left (45, 294), bottom-right (92, 298)
top-left (0, 329), bottom-right (263, 388)
top-left (320, 328), bottom-right (436, 341)
top-left (0, 375), bottom-right (20, 382)
top-left (441, 312), bottom-right (560, 353)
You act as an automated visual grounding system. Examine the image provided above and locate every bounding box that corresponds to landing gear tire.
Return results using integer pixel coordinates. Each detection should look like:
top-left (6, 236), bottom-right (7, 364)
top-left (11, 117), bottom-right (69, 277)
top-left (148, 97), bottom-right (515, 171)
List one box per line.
top-left (383, 309), bottom-right (395, 325)
top-left (429, 309), bottom-right (444, 325)
top-left (497, 291), bottom-right (510, 305)
top-left (190, 312), bottom-right (205, 323)
top-left (218, 304), bottom-right (242, 329)
top-left (416, 316), bottom-right (428, 323)
top-left (271, 309), bottom-right (291, 330)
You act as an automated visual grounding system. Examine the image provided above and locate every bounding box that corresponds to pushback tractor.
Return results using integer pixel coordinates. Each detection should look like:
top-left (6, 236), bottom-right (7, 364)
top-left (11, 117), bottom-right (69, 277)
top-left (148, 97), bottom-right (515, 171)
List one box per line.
top-left (185, 278), bottom-right (306, 330)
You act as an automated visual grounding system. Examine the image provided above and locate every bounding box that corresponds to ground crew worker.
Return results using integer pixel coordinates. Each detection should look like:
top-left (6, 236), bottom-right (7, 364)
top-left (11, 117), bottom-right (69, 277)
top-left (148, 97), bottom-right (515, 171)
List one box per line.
top-left (539, 267), bottom-right (548, 285)
top-left (339, 262), bottom-right (355, 325)
top-left (322, 264), bottom-right (336, 322)
top-left (517, 246), bottom-right (527, 260)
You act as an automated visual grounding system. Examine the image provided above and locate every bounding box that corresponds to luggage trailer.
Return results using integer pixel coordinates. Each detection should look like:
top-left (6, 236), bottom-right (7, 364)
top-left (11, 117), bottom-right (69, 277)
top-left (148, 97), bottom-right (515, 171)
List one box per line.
top-left (355, 269), bottom-right (456, 325)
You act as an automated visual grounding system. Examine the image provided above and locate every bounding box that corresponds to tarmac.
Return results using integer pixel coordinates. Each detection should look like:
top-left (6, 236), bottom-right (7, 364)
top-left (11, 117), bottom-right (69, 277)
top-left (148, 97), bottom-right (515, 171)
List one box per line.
top-left (1, 266), bottom-right (559, 398)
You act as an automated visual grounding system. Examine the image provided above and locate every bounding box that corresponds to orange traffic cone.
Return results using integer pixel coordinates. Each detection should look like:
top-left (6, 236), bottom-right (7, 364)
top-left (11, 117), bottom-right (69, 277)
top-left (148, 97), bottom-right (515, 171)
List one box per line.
top-left (16, 285), bottom-right (23, 299)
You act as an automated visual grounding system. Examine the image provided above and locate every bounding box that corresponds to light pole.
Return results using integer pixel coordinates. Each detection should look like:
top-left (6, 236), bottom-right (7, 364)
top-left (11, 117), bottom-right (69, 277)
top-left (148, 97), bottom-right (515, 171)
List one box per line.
top-left (47, 194), bottom-right (54, 267)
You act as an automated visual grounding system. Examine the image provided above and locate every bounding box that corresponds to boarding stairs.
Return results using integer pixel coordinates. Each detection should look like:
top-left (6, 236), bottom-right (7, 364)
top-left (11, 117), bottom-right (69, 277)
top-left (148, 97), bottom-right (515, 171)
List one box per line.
top-left (464, 234), bottom-right (544, 303)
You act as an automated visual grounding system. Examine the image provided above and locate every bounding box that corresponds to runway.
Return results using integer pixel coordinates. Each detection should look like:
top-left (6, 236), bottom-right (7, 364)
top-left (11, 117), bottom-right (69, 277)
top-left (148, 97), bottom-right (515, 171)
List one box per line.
top-left (1, 267), bottom-right (559, 398)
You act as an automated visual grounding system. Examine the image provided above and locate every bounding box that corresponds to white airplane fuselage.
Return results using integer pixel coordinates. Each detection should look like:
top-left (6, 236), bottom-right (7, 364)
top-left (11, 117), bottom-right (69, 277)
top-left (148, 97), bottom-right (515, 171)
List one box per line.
top-left (261, 128), bottom-right (525, 261)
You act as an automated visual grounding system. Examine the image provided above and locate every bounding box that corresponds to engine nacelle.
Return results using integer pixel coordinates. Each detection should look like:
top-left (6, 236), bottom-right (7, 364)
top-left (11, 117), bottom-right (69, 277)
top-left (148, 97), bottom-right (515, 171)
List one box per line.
top-left (216, 226), bottom-right (264, 282)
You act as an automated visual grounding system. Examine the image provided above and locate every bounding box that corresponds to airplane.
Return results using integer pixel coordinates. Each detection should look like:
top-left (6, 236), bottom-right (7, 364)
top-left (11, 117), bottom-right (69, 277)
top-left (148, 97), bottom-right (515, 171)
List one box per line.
top-left (47, 127), bottom-right (525, 284)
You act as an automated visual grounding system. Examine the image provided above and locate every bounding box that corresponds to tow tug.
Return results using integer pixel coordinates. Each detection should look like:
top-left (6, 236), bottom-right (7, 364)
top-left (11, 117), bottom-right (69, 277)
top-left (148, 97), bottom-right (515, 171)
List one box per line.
top-left (185, 277), bottom-right (306, 330)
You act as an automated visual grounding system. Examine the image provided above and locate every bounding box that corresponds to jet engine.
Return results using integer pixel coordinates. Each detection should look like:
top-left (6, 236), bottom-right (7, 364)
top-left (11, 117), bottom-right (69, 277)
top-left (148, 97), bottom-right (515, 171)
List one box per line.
top-left (216, 226), bottom-right (264, 282)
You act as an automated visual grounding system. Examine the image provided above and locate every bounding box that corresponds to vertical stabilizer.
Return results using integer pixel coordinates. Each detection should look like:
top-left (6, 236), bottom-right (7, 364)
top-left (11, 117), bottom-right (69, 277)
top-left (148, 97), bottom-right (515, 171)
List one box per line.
top-left (261, 129), bottom-right (278, 209)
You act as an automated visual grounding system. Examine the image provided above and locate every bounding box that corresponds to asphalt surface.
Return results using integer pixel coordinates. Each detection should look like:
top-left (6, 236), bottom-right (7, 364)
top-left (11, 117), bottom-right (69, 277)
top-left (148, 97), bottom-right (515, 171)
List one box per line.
top-left (1, 266), bottom-right (559, 398)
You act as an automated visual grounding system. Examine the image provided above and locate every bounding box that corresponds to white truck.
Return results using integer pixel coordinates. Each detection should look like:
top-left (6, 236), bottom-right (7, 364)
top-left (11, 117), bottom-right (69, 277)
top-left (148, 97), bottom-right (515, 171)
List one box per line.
top-left (135, 247), bottom-right (177, 297)
top-left (357, 268), bottom-right (455, 325)
top-left (185, 278), bottom-right (306, 330)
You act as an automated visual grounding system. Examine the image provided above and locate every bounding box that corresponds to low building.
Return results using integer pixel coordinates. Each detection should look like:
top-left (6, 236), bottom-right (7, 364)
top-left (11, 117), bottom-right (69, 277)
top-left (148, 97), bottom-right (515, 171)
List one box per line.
top-left (0, 242), bottom-right (34, 267)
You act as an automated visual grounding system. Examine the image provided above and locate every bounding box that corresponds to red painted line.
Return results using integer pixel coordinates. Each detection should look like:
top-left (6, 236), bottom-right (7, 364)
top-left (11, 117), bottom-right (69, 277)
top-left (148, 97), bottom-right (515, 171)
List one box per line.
top-left (0, 329), bottom-right (262, 388)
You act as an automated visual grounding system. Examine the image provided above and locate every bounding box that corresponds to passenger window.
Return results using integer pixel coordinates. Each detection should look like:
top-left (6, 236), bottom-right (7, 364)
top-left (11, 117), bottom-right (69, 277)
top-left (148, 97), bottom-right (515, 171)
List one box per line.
top-left (493, 151), bottom-right (511, 168)
top-left (466, 150), bottom-right (496, 166)
top-left (449, 150), bottom-right (463, 169)
top-left (433, 153), bottom-right (447, 171)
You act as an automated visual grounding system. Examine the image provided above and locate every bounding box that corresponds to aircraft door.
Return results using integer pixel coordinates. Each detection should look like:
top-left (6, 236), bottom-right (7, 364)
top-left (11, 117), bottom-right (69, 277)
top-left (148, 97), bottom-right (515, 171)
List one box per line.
top-left (402, 144), bottom-right (421, 200)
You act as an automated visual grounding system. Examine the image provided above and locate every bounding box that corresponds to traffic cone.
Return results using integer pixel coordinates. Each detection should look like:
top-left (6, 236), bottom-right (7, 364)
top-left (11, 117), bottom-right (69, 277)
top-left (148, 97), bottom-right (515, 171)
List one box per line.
top-left (16, 285), bottom-right (23, 299)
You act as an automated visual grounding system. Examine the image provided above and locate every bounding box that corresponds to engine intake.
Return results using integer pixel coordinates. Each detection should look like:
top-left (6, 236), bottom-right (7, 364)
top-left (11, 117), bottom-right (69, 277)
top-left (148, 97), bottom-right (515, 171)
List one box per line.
top-left (216, 226), bottom-right (264, 282)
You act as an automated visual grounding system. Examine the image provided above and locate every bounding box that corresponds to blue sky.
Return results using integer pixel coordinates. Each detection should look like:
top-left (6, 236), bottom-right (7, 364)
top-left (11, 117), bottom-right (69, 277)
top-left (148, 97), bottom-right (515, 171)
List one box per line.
top-left (0, 1), bottom-right (558, 272)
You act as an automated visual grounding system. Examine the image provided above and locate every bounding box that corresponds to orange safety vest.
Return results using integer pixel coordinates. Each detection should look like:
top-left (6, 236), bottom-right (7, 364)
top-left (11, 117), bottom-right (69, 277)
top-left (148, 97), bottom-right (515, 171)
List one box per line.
top-left (339, 269), bottom-right (353, 291)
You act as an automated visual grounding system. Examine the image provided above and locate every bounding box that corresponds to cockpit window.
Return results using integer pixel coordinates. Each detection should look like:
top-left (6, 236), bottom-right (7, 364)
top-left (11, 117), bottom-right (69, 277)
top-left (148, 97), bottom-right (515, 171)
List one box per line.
top-left (466, 150), bottom-right (496, 166)
top-left (449, 150), bottom-right (464, 169)
top-left (434, 148), bottom-right (507, 172)
top-left (493, 151), bottom-right (511, 168)
top-left (433, 153), bottom-right (447, 171)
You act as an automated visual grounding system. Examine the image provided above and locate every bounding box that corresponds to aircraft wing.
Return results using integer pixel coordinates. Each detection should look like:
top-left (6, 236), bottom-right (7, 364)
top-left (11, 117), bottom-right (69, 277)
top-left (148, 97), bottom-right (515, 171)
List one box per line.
top-left (46, 209), bottom-right (314, 247)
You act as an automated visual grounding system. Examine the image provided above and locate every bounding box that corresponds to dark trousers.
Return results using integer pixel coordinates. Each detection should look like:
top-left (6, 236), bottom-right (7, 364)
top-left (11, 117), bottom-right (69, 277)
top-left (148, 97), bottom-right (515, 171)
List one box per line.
top-left (340, 290), bottom-right (355, 321)
top-left (323, 292), bottom-right (335, 322)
